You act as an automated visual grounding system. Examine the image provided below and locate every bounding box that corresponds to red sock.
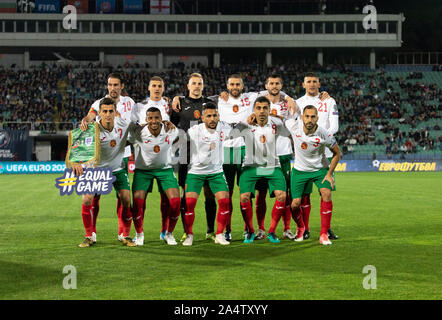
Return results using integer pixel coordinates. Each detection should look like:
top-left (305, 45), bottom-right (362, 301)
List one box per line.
top-left (167, 197), bottom-right (181, 233)
top-left (216, 198), bottom-right (231, 234)
top-left (282, 197), bottom-right (292, 231)
top-left (121, 206), bottom-right (132, 237)
top-left (268, 200), bottom-right (286, 234)
top-left (91, 195), bottom-right (100, 233)
top-left (225, 190), bottom-right (234, 233)
top-left (132, 198), bottom-right (145, 234)
top-left (255, 192), bottom-right (267, 231)
top-left (291, 206), bottom-right (305, 229)
top-left (81, 204), bottom-right (93, 237)
top-left (117, 198), bottom-right (124, 235)
top-left (184, 197), bottom-right (197, 235)
top-left (161, 193), bottom-right (170, 233)
top-left (301, 194), bottom-right (311, 231)
top-left (240, 201), bottom-right (255, 234)
top-left (320, 200), bottom-right (333, 235)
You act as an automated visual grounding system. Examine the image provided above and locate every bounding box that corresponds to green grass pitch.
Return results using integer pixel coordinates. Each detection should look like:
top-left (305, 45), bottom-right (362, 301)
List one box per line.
top-left (1, 172), bottom-right (441, 300)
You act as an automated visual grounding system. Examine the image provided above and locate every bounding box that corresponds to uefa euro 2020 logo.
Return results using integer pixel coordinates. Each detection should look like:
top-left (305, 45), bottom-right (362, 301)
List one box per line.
top-left (55, 167), bottom-right (116, 196)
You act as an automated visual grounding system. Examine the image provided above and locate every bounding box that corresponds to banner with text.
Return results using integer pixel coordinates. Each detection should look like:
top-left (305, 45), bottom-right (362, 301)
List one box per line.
top-left (35, 0), bottom-right (60, 13)
top-left (0, 129), bottom-right (29, 162)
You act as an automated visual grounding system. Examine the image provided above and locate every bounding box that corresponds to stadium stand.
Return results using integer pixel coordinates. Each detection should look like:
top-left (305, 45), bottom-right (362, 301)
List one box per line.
top-left (0, 63), bottom-right (441, 160)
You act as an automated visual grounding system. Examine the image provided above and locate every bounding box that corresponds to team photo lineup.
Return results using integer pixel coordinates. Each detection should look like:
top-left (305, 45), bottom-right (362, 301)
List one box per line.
top-left (1, 0), bottom-right (441, 303)
top-left (72, 71), bottom-right (341, 248)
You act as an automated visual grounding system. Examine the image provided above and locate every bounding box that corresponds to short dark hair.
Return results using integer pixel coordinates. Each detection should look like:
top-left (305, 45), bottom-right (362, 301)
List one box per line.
top-left (108, 73), bottom-right (124, 85)
top-left (146, 107), bottom-right (161, 115)
top-left (266, 73), bottom-right (283, 84)
top-left (202, 102), bottom-right (218, 113)
top-left (253, 96), bottom-right (271, 108)
top-left (149, 76), bottom-right (164, 84)
top-left (303, 105), bottom-right (318, 114)
top-left (99, 97), bottom-right (116, 110)
top-left (304, 72), bottom-right (319, 80)
top-left (227, 74), bottom-right (242, 82)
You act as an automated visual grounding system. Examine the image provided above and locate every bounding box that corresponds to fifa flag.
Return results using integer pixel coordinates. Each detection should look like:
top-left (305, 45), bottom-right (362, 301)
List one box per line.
top-left (67, 0), bottom-right (88, 13)
top-left (95, 0), bottom-right (115, 13)
top-left (35, 0), bottom-right (60, 13)
top-left (123, 0), bottom-right (142, 13)
top-left (150, 0), bottom-right (170, 14)
top-left (0, 0), bottom-right (16, 12)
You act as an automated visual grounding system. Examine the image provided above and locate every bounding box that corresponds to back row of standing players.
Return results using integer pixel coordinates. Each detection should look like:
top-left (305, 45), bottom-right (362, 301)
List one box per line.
top-left (75, 71), bottom-right (340, 247)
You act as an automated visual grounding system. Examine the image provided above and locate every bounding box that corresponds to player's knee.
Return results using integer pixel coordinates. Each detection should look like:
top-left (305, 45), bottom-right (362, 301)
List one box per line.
top-left (240, 193), bottom-right (250, 203)
top-left (320, 189), bottom-right (332, 201)
top-left (275, 191), bottom-right (286, 203)
top-left (82, 194), bottom-right (94, 206)
top-left (291, 198), bottom-right (301, 210)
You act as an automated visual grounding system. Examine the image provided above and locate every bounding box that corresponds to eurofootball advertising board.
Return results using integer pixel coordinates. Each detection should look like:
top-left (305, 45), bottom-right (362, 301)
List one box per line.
top-left (1, 160), bottom-right (441, 174)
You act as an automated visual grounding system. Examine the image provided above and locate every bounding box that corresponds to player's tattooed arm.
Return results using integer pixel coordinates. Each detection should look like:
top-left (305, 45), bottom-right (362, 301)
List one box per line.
top-left (172, 96), bottom-right (184, 112)
top-left (322, 144), bottom-right (341, 189)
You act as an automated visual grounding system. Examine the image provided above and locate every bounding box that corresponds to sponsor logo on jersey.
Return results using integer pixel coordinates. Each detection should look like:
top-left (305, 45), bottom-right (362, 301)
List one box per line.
top-left (233, 105), bottom-right (239, 113)
top-left (153, 145), bottom-right (161, 153)
top-left (260, 135), bottom-right (266, 143)
top-left (194, 110), bottom-right (201, 119)
top-left (301, 142), bottom-right (308, 150)
top-left (110, 140), bottom-right (117, 147)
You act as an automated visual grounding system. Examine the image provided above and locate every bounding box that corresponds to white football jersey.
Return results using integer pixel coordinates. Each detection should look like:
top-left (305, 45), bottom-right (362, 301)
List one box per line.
top-left (188, 121), bottom-right (233, 175)
top-left (129, 125), bottom-right (178, 170)
top-left (217, 92), bottom-right (258, 148)
top-left (232, 117), bottom-right (289, 169)
top-left (284, 119), bottom-right (337, 172)
top-left (131, 97), bottom-right (170, 125)
top-left (91, 95), bottom-right (135, 158)
top-left (270, 99), bottom-right (294, 156)
top-left (97, 117), bottom-right (133, 172)
top-left (295, 94), bottom-right (339, 158)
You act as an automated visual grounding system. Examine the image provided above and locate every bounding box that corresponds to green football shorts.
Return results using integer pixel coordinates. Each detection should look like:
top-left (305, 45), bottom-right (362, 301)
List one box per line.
top-left (132, 168), bottom-right (179, 192)
top-left (302, 157), bottom-right (336, 194)
top-left (222, 146), bottom-right (246, 190)
top-left (255, 154), bottom-right (292, 195)
top-left (185, 172), bottom-right (229, 195)
top-left (291, 168), bottom-right (333, 199)
top-left (112, 169), bottom-right (131, 191)
top-left (239, 166), bottom-right (286, 196)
